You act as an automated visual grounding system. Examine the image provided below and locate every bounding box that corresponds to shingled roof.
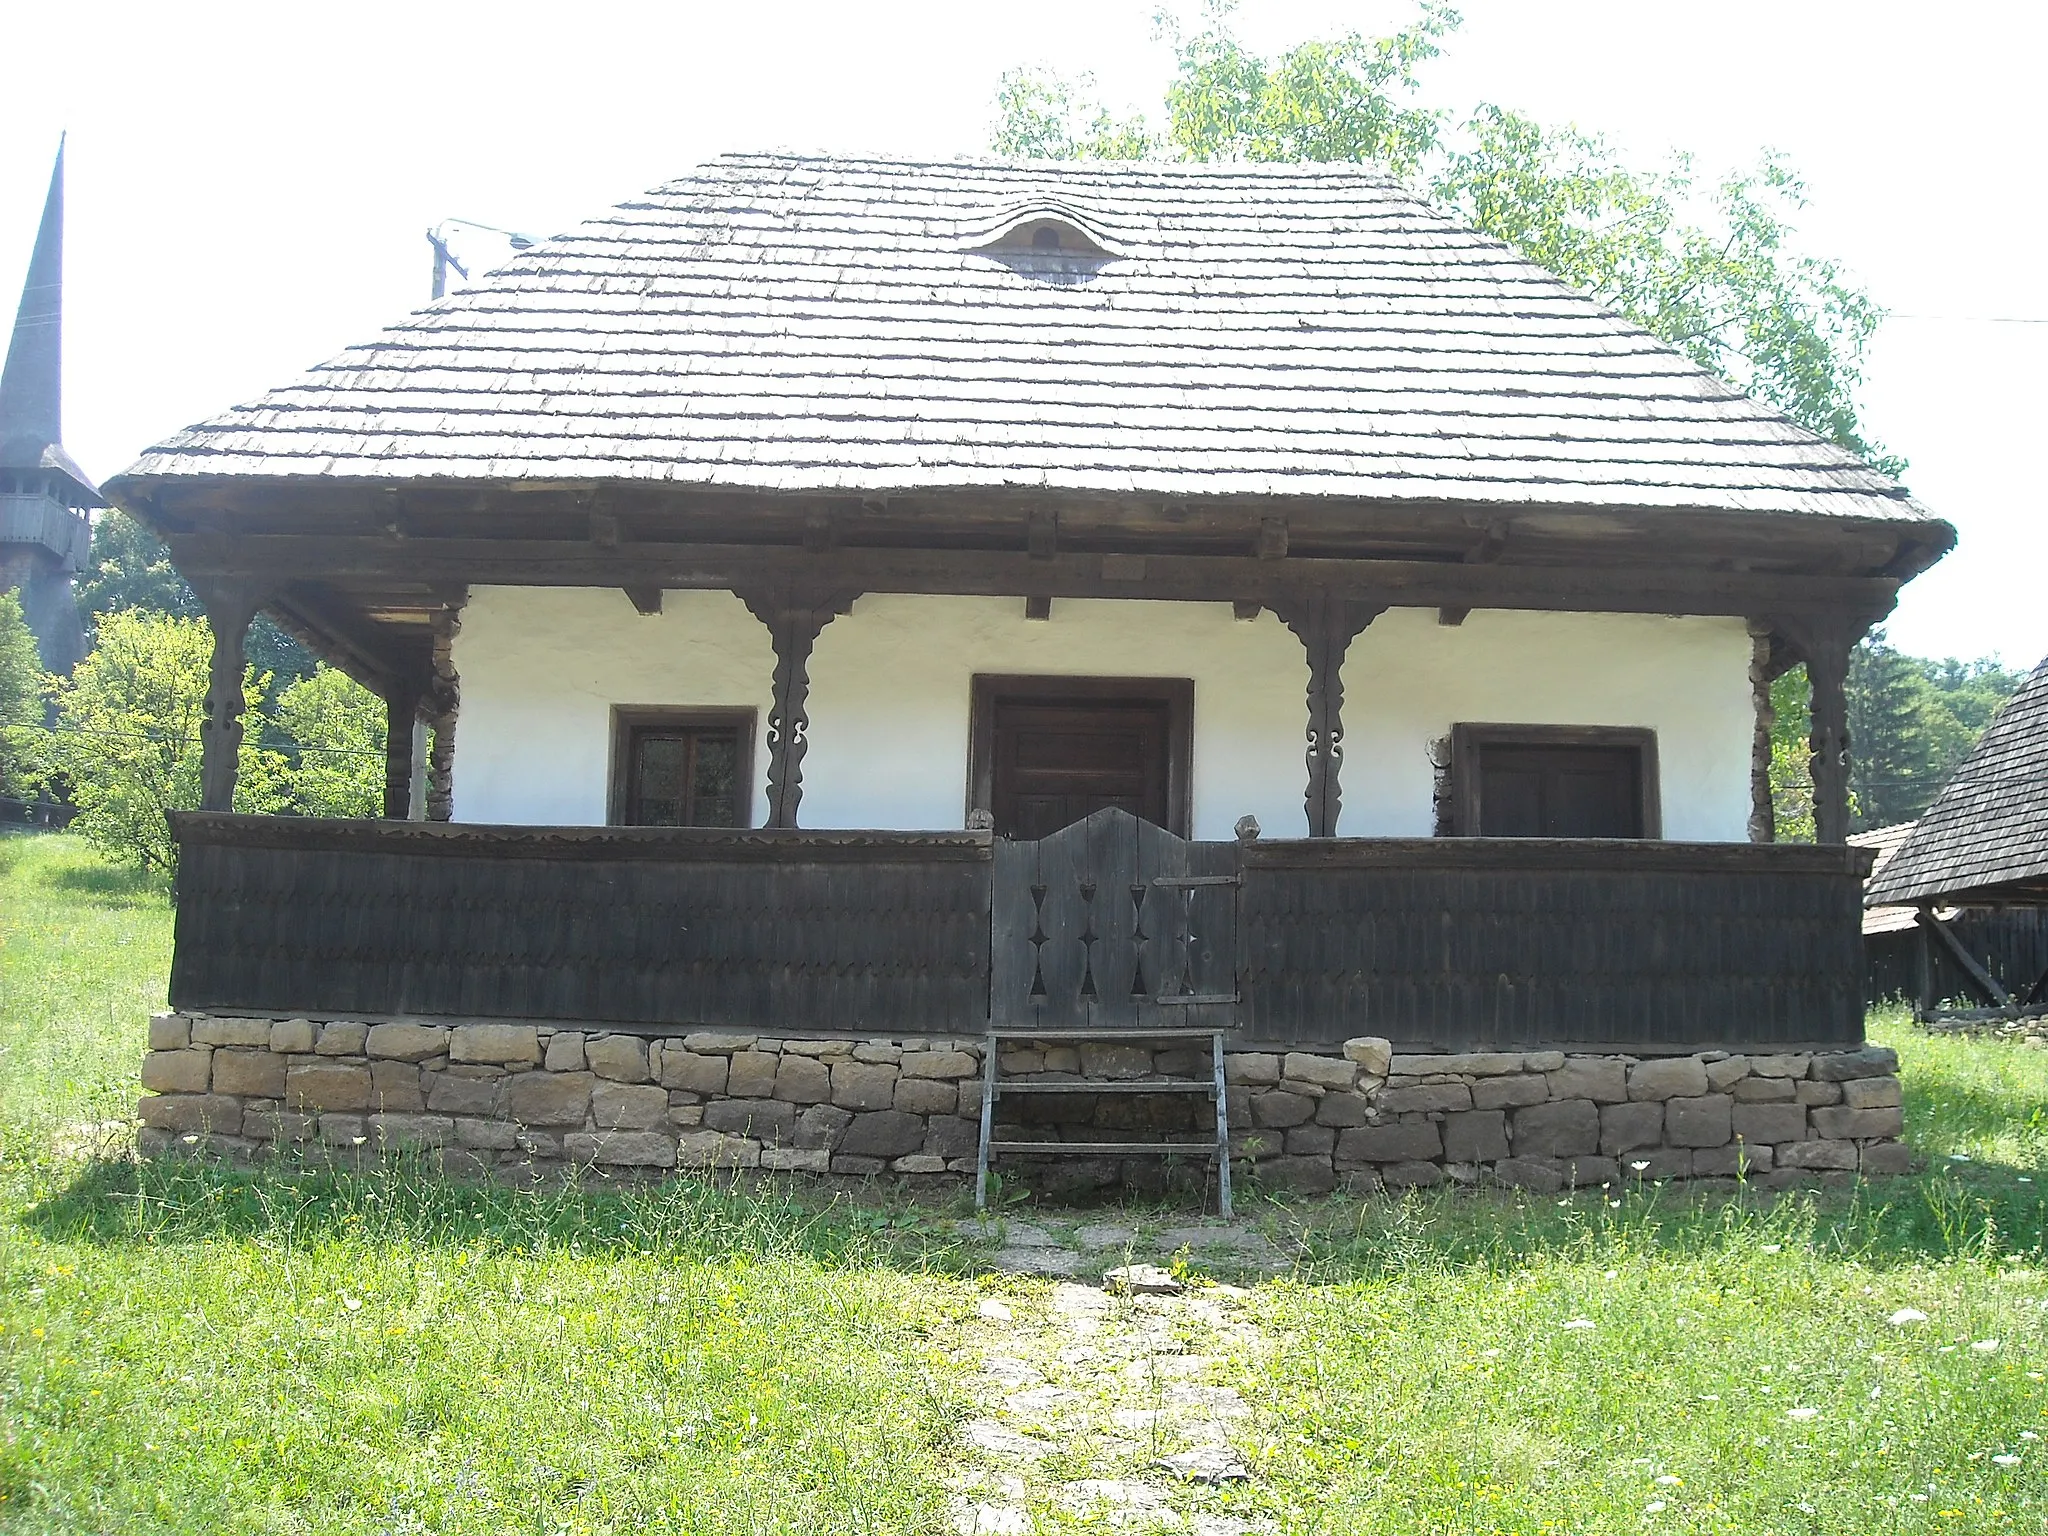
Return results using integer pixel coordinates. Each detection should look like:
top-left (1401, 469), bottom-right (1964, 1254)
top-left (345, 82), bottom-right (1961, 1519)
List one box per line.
top-left (1866, 656), bottom-right (2048, 906)
top-left (116, 152), bottom-right (1930, 522)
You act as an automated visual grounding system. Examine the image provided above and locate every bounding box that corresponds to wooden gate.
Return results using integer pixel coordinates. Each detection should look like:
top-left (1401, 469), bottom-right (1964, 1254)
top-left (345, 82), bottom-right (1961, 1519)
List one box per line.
top-left (990, 807), bottom-right (1239, 1029)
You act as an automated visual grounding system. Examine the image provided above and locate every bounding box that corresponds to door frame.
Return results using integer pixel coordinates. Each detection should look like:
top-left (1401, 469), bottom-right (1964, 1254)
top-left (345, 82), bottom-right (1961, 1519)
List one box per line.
top-left (1449, 722), bottom-right (1662, 838)
top-left (967, 675), bottom-right (1195, 838)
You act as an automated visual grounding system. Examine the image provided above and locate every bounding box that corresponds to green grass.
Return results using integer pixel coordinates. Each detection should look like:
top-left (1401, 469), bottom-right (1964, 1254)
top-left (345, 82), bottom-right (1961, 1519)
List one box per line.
top-left (6, 832), bottom-right (2048, 1532)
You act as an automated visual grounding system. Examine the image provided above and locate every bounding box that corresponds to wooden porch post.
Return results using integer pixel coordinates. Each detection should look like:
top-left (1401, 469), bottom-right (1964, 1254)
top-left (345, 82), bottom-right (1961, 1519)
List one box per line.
top-left (739, 585), bottom-right (858, 828)
top-left (381, 683), bottom-right (423, 820)
top-left (1805, 631), bottom-right (1854, 846)
top-left (424, 596), bottom-right (465, 821)
top-left (1277, 595), bottom-right (1387, 837)
top-left (196, 582), bottom-right (264, 812)
top-left (1746, 622), bottom-right (1777, 843)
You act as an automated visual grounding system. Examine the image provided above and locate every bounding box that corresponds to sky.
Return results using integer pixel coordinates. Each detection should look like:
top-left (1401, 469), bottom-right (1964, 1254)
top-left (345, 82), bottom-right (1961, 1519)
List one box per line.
top-left (3, 0), bottom-right (2041, 665)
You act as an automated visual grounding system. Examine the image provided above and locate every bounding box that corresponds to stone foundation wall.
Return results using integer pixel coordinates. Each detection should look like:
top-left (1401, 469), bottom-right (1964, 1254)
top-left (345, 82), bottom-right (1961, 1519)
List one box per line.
top-left (136, 1013), bottom-right (1909, 1192)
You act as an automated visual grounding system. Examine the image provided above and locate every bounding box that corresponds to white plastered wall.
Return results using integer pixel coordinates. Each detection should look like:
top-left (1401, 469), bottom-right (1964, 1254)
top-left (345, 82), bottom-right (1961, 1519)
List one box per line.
top-left (450, 590), bottom-right (1754, 842)
top-left (1336, 608), bottom-right (1756, 841)
top-left (451, 587), bottom-right (776, 826)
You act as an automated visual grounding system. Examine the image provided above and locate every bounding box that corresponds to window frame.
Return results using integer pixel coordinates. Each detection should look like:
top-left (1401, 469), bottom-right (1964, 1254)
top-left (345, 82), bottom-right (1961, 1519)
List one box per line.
top-left (608, 706), bottom-right (758, 829)
top-left (966, 675), bottom-right (1195, 838)
top-left (1448, 723), bottom-right (1662, 839)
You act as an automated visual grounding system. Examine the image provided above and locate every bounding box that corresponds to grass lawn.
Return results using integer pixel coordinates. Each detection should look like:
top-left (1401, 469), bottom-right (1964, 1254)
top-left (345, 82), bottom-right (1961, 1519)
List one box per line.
top-left (4, 830), bottom-right (2048, 1533)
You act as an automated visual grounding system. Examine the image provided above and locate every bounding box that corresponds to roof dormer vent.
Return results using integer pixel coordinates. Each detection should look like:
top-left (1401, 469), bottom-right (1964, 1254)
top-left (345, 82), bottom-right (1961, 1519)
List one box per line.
top-left (962, 198), bottom-right (1124, 283)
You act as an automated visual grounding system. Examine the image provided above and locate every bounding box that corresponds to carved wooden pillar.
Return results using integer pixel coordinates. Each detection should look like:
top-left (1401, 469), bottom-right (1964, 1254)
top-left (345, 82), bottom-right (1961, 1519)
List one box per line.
top-left (739, 586), bottom-right (856, 828)
top-left (1277, 594), bottom-right (1387, 837)
top-left (1771, 615), bottom-right (1861, 846)
top-left (197, 583), bottom-right (264, 812)
top-left (382, 683), bottom-right (423, 820)
top-left (424, 595), bottom-right (465, 822)
top-left (1746, 622), bottom-right (1776, 844)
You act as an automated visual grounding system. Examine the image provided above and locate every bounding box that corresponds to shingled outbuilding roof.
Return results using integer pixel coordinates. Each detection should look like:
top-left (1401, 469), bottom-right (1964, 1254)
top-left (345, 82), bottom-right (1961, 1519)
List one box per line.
top-left (115, 153), bottom-right (1935, 526)
top-left (1866, 656), bottom-right (2048, 906)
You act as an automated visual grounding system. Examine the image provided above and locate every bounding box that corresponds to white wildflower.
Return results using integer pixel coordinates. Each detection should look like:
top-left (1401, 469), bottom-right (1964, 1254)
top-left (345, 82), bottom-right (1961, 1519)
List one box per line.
top-left (342, 1296), bottom-right (362, 1312)
top-left (1787, 1407), bottom-right (1819, 1421)
top-left (1603, 1269), bottom-right (1619, 1280)
top-left (1645, 1500), bottom-right (1666, 1514)
top-left (1481, 1348), bottom-right (1501, 1358)
top-left (1761, 1243), bottom-right (1782, 1254)
top-left (1972, 1339), bottom-right (2000, 1353)
top-left (1888, 1308), bottom-right (1929, 1326)
top-left (1630, 1160), bottom-right (1650, 1172)
top-left (978, 1299), bottom-right (1013, 1322)
top-left (2021, 1431), bottom-right (2039, 1441)
top-left (1561, 1318), bottom-right (1596, 1331)
top-left (1994, 1455), bottom-right (2022, 1468)
top-left (1655, 1474), bottom-right (1681, 1486)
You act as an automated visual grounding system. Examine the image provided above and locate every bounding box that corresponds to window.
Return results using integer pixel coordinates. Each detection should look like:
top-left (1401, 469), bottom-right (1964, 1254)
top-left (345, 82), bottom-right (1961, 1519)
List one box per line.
top-left (1449, 724), bottom-right (1660, 839)
top-left (610, 709), bottom-right (754, 827)
top-left (968, 676), bottom-right (1193, 839)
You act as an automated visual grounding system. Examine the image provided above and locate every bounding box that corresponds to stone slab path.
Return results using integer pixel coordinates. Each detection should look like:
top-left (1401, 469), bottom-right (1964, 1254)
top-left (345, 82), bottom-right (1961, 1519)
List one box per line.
top-left (942, 1217), bottom-right (1290, 1534)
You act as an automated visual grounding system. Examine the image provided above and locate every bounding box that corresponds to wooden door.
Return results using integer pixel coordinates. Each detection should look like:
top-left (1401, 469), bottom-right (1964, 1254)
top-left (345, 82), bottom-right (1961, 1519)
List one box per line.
top-left (990, 697), bottom-right (1171, 841)
top-left (1478, 745), bottom-right (1644, 837)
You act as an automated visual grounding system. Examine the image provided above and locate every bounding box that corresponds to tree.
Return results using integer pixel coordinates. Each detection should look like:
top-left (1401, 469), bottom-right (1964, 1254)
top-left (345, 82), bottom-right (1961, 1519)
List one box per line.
top-left (42, 609), bottom-right (286, 872)
top-left (1768, 667), bottom-right (1816, 844)
top-left (274, 665), bottom-right (387, 818)
top-left (1846, 633), bottom-right (1944, 831)
top-left (991, 3), bottom-right (1898, 467)
top-left (74, 509), bottom-right (316, 688)
top-left (0, 590), bottom-right (45, 800)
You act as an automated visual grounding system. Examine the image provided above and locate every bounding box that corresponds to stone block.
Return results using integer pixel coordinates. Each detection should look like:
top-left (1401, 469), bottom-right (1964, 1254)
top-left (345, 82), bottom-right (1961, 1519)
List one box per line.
top-left (682, 1033), bottom-right (756, 1055)
top-left (1810, 1046), bottom-right (1900, 1082)
top-left (311, 1021), bottom-right (364, 1055)
top-left (782, 1038), bottom-right (852, 1058)
top-left (568, 1130), bottom-right (678, 1168)
top-left (1860, 1141), bottom-right (1915, 1175)
top-left (1381, 1160), bottom-right (1444, 1188)
top-left (426, 1073), bottom-right (499, 1116)
top-left (142, 1048), bottom-right (213, 1094)
top-left (1472, 1075), bottom-right (1548, 1110)
top-left (1250, 1090), bottom-right (1316, 1129)
top-left (1599, 1100), bottom-right (1664, 1156)
top-left (1562, 1156), bottom-right (1622, 1188)
top-left (137, 1093), bottom-right (243, 1135)
top-left (923, 1115), bottom-right (980, 1160)
top-left (1749, 1053), bottom-right (1812, 1079)
top-left (853, 1042), bottom-right (903, 1064)
top-left (1079, 1043), bottom-right (1152, 1079)
top-left (371, 1113), bottom-right (454, 1149)
top-left (838, 1110), bottom-right (927, 1158)
top-left (770, 1055), bottom-right (832, 1104)
top-left (286, 1062), bottom-right (372, 1113)
top-left (1525, 1052), bottom-right (1567, 1073)
top-left (831, 1060), bottom-right (899, 1110)
top-left (456, 1117), bottom-right (518, 1150)
top-left (435, 1148), bottom-right (494, 1182)
top-left (503, 1070), bottom-right (592, 1127)
top-left (668, 1103), bottom-right (703, 1127)
top-left (1733, 1102), bottom-right (1807, 1145)
top-left (1043, 1047), bottom-right (1080, 1073)
top-left (148, 1011), bottom-right (190, 1050)
top-left (192, 1016), bottom-right (272, 1048)
top-left (1259, 1156), bottom-right (1339, 1193)
top-left (449, 1024), bottom-right (540, 1066)
top-left (1796, 1080), bottom-right (1844, 1106)
top-left (1426, 1051), bottom-right (1527, 1077)
top-left (1442, 1109), bottom-right (1510, 1163)
top-left (900, 1050), bottom-right (979, 1080)
top-left (365, 1023), bottom-right (449, 1062)
top-left (593, 1082), bottom-right (670, 1131)
top-left (1628, 1057), bottom-right (1709, 1101)
top-left (1283, 1052), bottom-right (1358, 1090)
top-left (1705, 1056), bottom-right (1751, 1091)
top-left (1342, 1036), bottom-right (1392, 1076)
top-left (1809, 1104), bottom-right (1905, 1141)
top-left (369, 1060), bottom-right (425, 1112)
top-left (243, 1107), bottom-right (317, 1143)
top-left (1378, 1082), bottom-right (1473, 1115)
top-left (892, 1153), bottom-right (949, 1175)
top-left (1624, 1147), bottom-right (1692, 1179)
top-left (1491, 1157), bottom-right (1565, 1192)
top-left (269, 1019), bottom-right (315, 1054)
top-left (702, 1098), bottom-right (797, 1142)
top-left (513, 1129), bottom-right (562, 1159)
top-left (584, 1035), bottom-right (650, 1083)
top-left (1692, 1142), bottom-right (1769, 1178)
top-left (1225, 1053), bottom-right (1281, 1085)
top-left (894, 1077), bottom-right (959, 1115)
top-left (1335, 1119), bottom-right (1442, 1164)
top-left (795, 1103), bottom-right (853, 1150)
top-left (659, 1050), bottom-right (728, 1095)
top-left (1512, 1099), bottom-right (1599, 1158)
top-left (1286, 1124), bottom-right (1337, 1157)
top-left (211, 1048), bottom-right (287, 1099)
top-left (544, 1031), bottom-right (587, 1072)
top-left (727, 1051), bottom-right (780, 1098)
top-left (319, 1113), bottom-right (369, 1147)
top-left (1545, 1057), bottom-right (1628, 1104)
top-left (1665, 1093), bottom-right (1734, 1148)
top-left (760, 1147), bottom-right (832, 1172)
top-left (1778, 1139), bottom-right (1859, 1171)
top-left (1314, 1092), bottom-right (1374, 1127)
top-left (830, 1155), bottom-right (886, 1176)
top-left (1734, 1076), bottom-right (1796, 1102)
top-left (675, 1129), bottom-right (761, 1168)
top-left (1842, 1076), bottom-right (1903, 1109)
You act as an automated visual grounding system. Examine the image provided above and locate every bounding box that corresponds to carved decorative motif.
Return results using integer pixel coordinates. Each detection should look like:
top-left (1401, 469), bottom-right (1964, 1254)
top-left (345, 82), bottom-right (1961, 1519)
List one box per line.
top-left (425, 593), bottom-right (465, 821)
top-left (738, 585), bottom-right (859, 828)
top-left (1746, 624), bottom-right (1776, 843)
top-left (1276, 595), bottom-right (1387, 837)
top-left (195, 582), bottom-right (265, 813)
top-left (1767, 613), bottom-right (1864, 846)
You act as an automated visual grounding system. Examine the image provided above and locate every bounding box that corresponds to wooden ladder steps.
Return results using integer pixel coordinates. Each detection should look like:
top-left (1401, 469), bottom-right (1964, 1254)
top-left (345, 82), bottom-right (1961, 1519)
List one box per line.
top-left (995, 1079), bottom-right (1216, 1095)
top-left (985, 1140), bottom-right (1218, 1157)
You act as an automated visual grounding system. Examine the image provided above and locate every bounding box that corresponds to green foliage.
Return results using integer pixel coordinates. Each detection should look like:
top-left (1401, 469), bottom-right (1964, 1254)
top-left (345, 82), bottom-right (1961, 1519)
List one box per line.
top-left (0, 590), bottom-right (46, 799)
top-left (1768, 665), bottom-right (1816, 843)
top-left (74, 509), bottom-right (316, 688)
top-left (274, 665), bottom-right (387, 818)
top-left (990, 4), bottom-right (1899, 467)
top-left (1848, 631), bottom-right (2026, 832)
top-left (41, 610), bottom-right (286, 872)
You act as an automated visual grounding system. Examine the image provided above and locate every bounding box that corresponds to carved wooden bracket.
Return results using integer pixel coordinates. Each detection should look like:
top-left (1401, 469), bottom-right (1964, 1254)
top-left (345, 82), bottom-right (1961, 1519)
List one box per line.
top-left (1762, 612), bottom-right (1869, 846)
top-left (425, 591), bottom-right (467, 822)
top-left (1276, 595), bottom-right (1388, 837)
top-left (191, 577), bottom-right (271, 813)
top-left (739, 584), bottom-right (861, 828)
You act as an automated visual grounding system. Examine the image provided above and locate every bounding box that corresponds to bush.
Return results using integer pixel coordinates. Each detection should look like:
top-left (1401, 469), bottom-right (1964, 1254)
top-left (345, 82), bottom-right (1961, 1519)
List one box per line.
top-left (0, 589), bottom-right (44, 798)
top-left (42, 610), bottom-right (285, 871)
top-left (274, 665), bottom-right (387, 818)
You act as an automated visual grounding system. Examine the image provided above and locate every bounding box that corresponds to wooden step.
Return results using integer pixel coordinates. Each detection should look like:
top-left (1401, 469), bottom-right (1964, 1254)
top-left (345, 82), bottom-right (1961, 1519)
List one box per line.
top-left (986, 1027), bottom-right (1228, 1041)
top-left (996, 1079), bottom-right (1216, 1095)
top-left (987, 1140), bottom-right (1218, 1158)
